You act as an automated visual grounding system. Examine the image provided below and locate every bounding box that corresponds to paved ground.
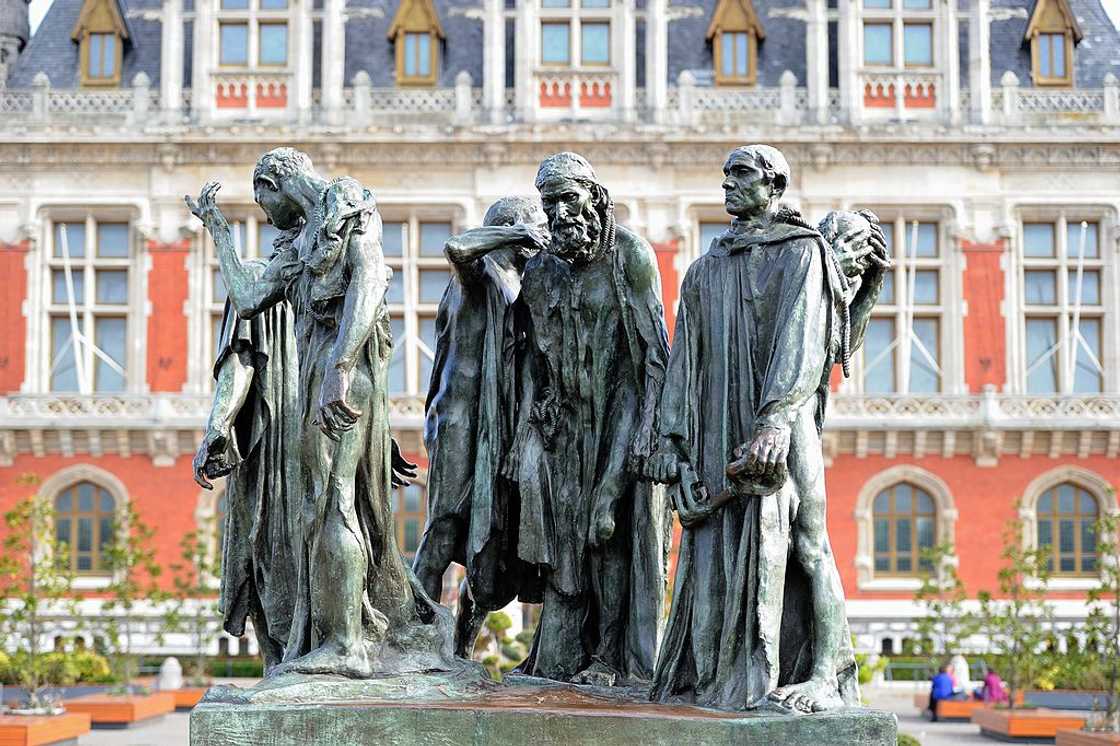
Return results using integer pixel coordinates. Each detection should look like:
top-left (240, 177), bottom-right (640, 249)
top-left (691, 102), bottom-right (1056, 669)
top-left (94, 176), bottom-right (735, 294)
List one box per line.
top-left (72, 682), bottom-right (997, 745)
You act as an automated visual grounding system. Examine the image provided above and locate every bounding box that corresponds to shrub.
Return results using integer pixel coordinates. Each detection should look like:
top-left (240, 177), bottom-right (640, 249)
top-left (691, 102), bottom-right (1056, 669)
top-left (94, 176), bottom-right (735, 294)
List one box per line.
top-left (71, 651), bottom-right (114, 684)
top-left (897, 735), bottom-right (921, 746)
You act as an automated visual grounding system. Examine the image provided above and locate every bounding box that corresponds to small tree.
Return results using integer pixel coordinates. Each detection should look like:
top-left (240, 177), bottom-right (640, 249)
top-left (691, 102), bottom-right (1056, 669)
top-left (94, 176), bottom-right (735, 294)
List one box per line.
top-left (913, 541), bottom-right (978, 671)
top-left (97, 501), bottom-right (168, 694)
top-left (1085, 508), bottom-right (1120, 731)
top-left (976, 514), bottom-right (1054, 710)
top-left (0, 475), bottom-right (78, 710)
top-left (166, 518), bottom-right (222, 687)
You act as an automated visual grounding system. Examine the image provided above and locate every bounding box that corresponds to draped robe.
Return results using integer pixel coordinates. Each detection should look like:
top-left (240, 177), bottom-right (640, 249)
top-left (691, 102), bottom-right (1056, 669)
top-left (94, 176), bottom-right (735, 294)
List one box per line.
top-left (650, 220), bottom-right (860, 709)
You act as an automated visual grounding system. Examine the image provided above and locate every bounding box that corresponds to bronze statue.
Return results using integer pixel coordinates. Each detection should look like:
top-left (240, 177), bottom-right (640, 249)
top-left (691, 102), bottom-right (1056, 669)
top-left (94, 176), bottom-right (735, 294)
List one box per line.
top-left (413, 196), bottom-right (549, 657)
top-left (507, 153), bottom-right (672, 687)
top-left (187, 148), bottom-right (453, 679)
top-left (647, 145), bottom-right (888, 713)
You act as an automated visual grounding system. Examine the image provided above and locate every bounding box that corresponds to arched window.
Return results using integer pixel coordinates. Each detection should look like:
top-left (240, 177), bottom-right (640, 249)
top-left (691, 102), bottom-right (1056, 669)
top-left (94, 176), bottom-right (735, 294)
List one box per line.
top-left (872, 482), bottom-right (937, 576)
top-left (1036, 483), bottom-right (1098, 576)
top-left (54, 481), bottom-right (116, 574)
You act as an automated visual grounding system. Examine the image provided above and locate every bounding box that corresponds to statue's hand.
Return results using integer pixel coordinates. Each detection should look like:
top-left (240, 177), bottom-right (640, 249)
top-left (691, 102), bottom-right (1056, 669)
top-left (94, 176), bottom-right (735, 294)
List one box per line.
top-left (317, 367), bottom-right (362, 442)
top-left (746, 426), bottom-right (790, 477)
top-left (588, 501), bottom-right (616, 549)
top-left (513, 224), bottom-right (551, 254)
top-left (643, 450), bottom-right (679, 485)
top-left (185, 181), bottom-right (231, 239)
top-left (192, 427), bottom-right (230, 490)
top-left (390, 438), bottom-right (418, 487)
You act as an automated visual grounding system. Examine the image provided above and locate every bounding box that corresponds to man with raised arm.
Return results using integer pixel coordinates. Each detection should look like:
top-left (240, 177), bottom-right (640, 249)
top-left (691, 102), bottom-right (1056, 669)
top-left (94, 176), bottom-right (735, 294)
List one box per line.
top-left (414, 196), bottom-right (549, 656)
top-left (186, 147), bottom-right (452, 678)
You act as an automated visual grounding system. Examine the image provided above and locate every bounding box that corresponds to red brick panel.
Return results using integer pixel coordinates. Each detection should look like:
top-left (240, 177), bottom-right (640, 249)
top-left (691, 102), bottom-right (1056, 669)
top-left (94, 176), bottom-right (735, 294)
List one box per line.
top-left (0, 240), bottom-right (30, 394)
top-left (146, 240), bottom-right (191, 393)
top-left (961, 239), bottom-right (1006, 392)
top-left (578, 81), bottom-right (611, 108)
top-left (539, 81), bottom-right (572, 108)
top-left (256, 81), bottom-right (288, 109)
top-left (651, 239), bottom-right (680, 341)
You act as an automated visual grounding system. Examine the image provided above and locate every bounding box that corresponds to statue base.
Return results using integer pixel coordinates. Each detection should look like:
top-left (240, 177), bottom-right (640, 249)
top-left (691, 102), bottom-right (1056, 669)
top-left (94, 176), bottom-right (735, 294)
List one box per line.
top-left (190, 671), bottom-right (897, 745)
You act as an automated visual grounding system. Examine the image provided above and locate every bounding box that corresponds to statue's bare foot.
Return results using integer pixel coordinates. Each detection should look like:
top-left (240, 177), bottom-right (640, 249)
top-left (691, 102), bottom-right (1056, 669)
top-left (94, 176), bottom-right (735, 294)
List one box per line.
top-left (271, 641), bottom-right (374, 679)
top-left (571, 660), bottom-right (618, 688)
top-left (767, 677), bottom-right (842, 714)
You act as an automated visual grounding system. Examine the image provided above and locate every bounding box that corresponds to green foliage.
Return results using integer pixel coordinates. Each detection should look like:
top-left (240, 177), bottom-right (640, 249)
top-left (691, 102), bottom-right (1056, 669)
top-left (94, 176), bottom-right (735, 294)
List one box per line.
top-left (975, 513), bottom-right (1054, 711)
top-left (166, 519), bottom-right (222, 686)
top-left (473, 611), bottom-right (529, 682)
top-left (1083, 506), bottom-right (1120, 731)
top-left (855, 650), bottom-right (887, 685)
top-left (897, 734), bottom-right (921, 746)
top-left (0, 650), bottom-right (114, 686)
top-left (0, 476), bottom-right (79, 707)
top-left (912, 541), bottom-right (979, 664)
top-left (205, 658), bottom-right (264, 678)
top-left (95, 500), bottom-right (169, 693)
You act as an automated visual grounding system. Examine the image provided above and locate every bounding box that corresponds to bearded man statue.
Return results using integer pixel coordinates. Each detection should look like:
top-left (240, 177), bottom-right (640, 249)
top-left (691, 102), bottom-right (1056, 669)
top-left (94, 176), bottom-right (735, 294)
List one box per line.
top-left (507, 152), bottom-right (671, 687)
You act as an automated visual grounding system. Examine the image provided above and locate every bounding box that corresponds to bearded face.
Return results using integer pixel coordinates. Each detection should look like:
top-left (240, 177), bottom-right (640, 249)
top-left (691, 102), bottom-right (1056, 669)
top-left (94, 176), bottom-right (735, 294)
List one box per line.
top-left (538, 178), bottom-right (603, 265)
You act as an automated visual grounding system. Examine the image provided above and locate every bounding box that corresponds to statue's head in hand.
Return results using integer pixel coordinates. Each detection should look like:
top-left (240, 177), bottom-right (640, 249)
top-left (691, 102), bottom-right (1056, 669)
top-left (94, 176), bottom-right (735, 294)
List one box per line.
top-left (483, 195), bottom-right (548, 260)
top-left (252, 147), bottom-right (316, 231)
top-left (535, 152), bottom-right (615, 266)
top-left (722, 145), bottom-right (790, 221)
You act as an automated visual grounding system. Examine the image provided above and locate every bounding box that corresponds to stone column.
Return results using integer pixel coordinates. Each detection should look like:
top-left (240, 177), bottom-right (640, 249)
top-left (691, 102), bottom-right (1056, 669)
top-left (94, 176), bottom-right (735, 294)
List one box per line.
top-left (191, 0), bottom-right (213, 121)
top-left (483, 0), bottom-right (506, 124)
top-left (837, 0), bottom-right (862, 125)
top-left (320, 0), bottom-right (346, 125)
top-left (160, 0), bottom-right (183, 120)
top-left (968, 0), bottom-right (991, 125)
top-left (942, 0), bottom-right (960, 125)
top-left (804, 0), bottom-right (829, 125)
top-left (292, 0), bottom-right (314, 122)
top-left (514, 0), bottom-right (539, 122)
top-left (644, 0), bottom-right (667, 124)
top-left (615, 0), bottom-right (636, 122)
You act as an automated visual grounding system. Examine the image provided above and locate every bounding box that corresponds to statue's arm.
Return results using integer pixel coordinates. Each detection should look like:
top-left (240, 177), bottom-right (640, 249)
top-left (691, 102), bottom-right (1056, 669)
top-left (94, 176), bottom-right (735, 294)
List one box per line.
top-left (186, 182), bottom-right (284, 319)
top-left (193, 347), bottom-right (254, 489)
top-left (331, 218), bottom-right (387, 373)
top-left (445, 225), bottom-right (546, 281)
top-left (626, 239), bottom-right (671, 467)
top-left (847, 264), bottom-right (887, 353)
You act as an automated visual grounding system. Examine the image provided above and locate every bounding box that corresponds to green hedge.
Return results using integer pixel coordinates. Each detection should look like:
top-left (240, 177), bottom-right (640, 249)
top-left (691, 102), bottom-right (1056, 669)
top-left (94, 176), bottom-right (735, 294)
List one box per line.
top-left (206, 658), bottom-right (264, 678)
top-left (0, 650), bottom-right (115, 686)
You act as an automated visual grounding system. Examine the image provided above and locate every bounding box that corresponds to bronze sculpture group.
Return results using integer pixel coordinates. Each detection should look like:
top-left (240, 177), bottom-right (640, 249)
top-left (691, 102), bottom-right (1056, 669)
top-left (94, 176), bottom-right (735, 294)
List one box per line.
top-left (188, 144), bottom-right (889, 715)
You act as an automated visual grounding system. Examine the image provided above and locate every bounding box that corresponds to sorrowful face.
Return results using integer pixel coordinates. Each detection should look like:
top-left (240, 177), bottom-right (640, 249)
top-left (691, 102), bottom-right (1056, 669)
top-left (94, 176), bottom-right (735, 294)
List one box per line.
top-left (254, 178), bottom-right (303, 230)
top-left (721, 154), bottom-right (775, 219)
top-left (538, 178), bottom-right (602, 264)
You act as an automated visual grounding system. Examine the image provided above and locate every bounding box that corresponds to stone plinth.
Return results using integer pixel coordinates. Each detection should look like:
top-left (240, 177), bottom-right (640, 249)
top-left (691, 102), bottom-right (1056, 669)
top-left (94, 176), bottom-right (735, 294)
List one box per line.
top-left (190, 673), bottom-right (897, 746)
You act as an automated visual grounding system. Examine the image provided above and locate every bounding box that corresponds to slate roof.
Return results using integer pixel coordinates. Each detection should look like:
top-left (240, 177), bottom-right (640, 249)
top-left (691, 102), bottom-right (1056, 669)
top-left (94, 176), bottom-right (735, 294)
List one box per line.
top-left (9, 0), bottom-right (163, 88)
top-left (990, 0), bottom-right (1120, 87)
top-left (5, 0), bottom-right (1119, 91)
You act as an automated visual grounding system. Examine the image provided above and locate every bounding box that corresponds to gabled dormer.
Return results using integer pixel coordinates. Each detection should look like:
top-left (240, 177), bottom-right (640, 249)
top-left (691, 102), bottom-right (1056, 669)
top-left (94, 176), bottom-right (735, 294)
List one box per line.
top-left (71, 0), bottom-right (128, 87)
top-left (387, 0), bottom-right (444, 87)
top-left (707, 0), bottom-right (764, 87)
top-left (1024, 0), bottom-right (1082, 87)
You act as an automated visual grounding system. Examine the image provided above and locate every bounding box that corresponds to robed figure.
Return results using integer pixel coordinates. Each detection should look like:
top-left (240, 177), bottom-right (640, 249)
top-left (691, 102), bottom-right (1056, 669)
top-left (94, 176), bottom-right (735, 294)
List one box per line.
top-left (648, 146), bottom-right (887, 713)
top-left (193, 267), bottom-right (300, 671)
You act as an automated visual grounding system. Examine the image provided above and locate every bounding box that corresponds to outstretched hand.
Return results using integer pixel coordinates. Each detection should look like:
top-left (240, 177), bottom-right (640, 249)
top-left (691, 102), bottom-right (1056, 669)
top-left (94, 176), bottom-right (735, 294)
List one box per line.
top-left (185, 181), bottom-right (231, 236)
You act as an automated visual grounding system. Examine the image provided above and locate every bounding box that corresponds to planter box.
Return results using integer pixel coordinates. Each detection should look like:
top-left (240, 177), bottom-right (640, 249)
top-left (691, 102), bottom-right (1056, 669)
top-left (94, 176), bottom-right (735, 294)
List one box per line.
top-left (1028, 692), bottom-right (1116, 711)
top-left (973, 708), bottom-right (1087, 742)
top-left (1056, 732), bottom-right (1120, 746)
top-left (172, 687), bottom-right (208, 711)
top-left (913, 692), bottom-right (1025, 721)
top-left (0, 712), bottom-right (91, 746)
top-left (62, 692), bottom-right (175, 728)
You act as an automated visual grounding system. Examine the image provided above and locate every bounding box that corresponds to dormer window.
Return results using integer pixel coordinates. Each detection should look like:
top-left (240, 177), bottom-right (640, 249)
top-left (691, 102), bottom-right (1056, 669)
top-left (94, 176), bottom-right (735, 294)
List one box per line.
top-left (707, 0), bottom-right (764, 86)
top-left (71, 0), bottom-right (127, 87)
top-left (388, 0), bottom-right (444, 86)
top-left (1025, 0), bottom-right (1080, 87)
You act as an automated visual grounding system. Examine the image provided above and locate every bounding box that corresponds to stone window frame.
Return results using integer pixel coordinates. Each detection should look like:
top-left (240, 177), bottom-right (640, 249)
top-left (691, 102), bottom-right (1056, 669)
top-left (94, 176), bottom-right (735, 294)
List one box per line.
top-left (537, 0), bottom-right (615, 70)
top-left (393, 470), bottom-right (428, 559)
top-left (31, 209), bottom-right (145, 395)
top-left (1018, 465), bottom-right (1117, 591)
top-left (1008, 205), bottom-right (1116, 396)
top-left (70, 0), bottom-right (128, 87)
top-left (39, 464), bottom-right (130, 590)
top-left (706, 0), bottom-right (764, 87)
top-left (854, 465), bottom-right (957, 591)
top-left (213, 0), bottom-right (293, 70)
top-left (858, 0), bottom-right (938, 71)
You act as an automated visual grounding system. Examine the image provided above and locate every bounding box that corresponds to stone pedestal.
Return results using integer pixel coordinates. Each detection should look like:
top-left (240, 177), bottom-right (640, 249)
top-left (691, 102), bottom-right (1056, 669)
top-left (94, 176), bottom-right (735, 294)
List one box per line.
top-left (190, 673), bottom-right (897, 746)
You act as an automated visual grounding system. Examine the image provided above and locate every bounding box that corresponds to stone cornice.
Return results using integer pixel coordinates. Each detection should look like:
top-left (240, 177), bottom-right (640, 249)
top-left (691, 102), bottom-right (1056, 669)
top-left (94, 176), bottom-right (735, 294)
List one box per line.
top-left (2, 138), bottom-right (1120, 171)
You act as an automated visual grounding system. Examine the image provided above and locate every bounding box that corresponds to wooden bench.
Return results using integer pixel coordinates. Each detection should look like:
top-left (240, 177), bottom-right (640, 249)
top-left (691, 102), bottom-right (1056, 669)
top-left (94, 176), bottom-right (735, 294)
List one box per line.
top-left (913, 692), bottom-right (991, 721)
top-left (171, 687), bottom-right (207, 710)
top-left (0, 712), bottom-right (92, 746)
top-left (972, 708), bottom-right (1087, 742)
top-left (62, 692), bottom-right (175, 728)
